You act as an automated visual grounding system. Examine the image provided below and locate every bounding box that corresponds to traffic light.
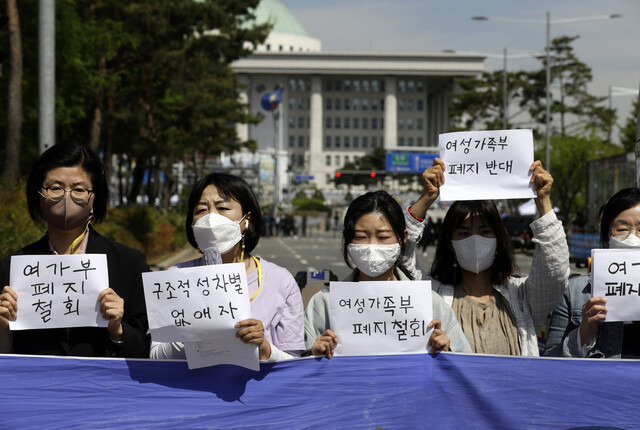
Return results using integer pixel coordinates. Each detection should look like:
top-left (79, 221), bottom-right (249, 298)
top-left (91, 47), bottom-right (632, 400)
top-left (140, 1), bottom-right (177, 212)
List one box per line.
top-left (335, 172), bottom-right (341, 178)
top-left (370, 172), bottom-right (376, 178)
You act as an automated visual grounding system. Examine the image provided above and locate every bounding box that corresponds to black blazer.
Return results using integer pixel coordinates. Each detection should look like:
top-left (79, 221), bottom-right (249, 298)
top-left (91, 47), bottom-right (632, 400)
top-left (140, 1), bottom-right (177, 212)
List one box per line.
top-left (0, 227), bottom-right (150, 358)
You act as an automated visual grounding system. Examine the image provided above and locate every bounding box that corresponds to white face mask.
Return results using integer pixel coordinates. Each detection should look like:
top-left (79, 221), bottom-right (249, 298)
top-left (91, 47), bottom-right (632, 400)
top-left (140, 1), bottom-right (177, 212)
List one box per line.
top-left (451, 235), bottom-right (497, 274)
top-left (609, 235), bottom-right (640, 249)
top-left (192, 213), bottom-right (247, 254)
top-left (347, 243), bottom-right (401, 278)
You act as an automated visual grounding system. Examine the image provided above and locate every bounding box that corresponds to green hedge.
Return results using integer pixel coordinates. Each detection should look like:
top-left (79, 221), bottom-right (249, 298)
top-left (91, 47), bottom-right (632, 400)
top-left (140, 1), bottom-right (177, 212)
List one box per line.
top-left (0, 184), bottom-right (188, 263)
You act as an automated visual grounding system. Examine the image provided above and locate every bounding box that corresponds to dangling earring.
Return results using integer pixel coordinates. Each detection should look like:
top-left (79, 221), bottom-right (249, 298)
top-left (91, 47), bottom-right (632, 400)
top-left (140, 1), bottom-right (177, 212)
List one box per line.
top-left (453, 257), bottom-right (459, 286)
top-left (240, 236), bottom-right (246, 262)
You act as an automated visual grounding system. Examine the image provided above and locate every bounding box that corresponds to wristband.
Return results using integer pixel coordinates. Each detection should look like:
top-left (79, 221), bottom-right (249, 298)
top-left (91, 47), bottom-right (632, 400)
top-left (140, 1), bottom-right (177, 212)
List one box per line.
top-left (407, 206), bottom-right (424, 223)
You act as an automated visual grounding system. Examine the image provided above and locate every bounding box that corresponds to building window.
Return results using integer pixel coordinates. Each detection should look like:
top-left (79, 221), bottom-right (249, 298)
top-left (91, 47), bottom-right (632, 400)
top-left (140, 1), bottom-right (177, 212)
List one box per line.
top-left (266, 44), bottom-right (271, 51)
top-left (279, 45), bottom-right (283, 51)
top-left (372, 80), bottom-right (379, 92)
top-left (289, 136), bottom-right (295, 147)
top-left (298, 117), bottom-right (304, 128)
top-left (353, 118), bottom-right (359, 129)
top-left (354, 136), bottom-right (359, 148)
top-left (417, 100), bottom-right (424, 111)
top-left (298, 98), bottom-right (305, 109)
top-left (417, 137), bottom-right (424, 146)
top-left (326, 99), bottom-right (332, 110)
top-left (335, 155), bottom-right (341, 166)
top-left (372, 118), bottom-right (378, 129)
top-left (335, 79), bottom-right (342, 91)
top-left (408, 137), bottom-right (414, 146)
top-left (398, 100), bottom-right (405, 111)
top-left (362, 118), bottom-right (368, 129)
top-left (398, 118), bottom-right (404, 130)
top-left (353, 79), bottom-right (360, 92)
top-left (353, 99), bottom-right (359, 111)
top-left (417, 81), bottom-right (424, 92)
top-left (335, 118), bottom-right (341, 129)
top-left (344, 118), bottom-right (350, 129)
top-left (362, 80), bottom-right (369, 92)
top-left (381, 99), bottom-right (385, 110)
top-left (345, 137), bottom-right (350, 148)
top-left (326, 155), bottom-right (331, 166)
top-left (407, 119), bottom-right (414, 130)
top-left (381, 118), bottom-right (384, 129)
top-left (289, 98), bottom-right (296, 110)
top-left (408, 100), bottom-right (414, 111)
top-left (298, 154), bottom-right (304, 166)
top-left (326, 136), bottom-right (332, 148)
top-left (372, 136), bottom-right (378, 147)
top-left (363, 137), bottom-right (369, 148)
top-left (343, 79), bottom-right (351, 92)
top-left (399, 137), bottom-right (405, 146)
top-left (326, 117), bottom-right (332, 129)
top-left (290, 155), bottom-right (295, 166)
top-left (345, 155), bottom-right (350, 163)
top-left (325, 80), bottom-right (332, 91)
top-left (408, 80), bottom-right (415, 92)
top-left (289, 79), bottom-right (296, 92)
top-left (417, 118), bottom-right (424, 130)
top-left (371, 99), bottom-right (379, 110)
top-left (344, 99), bottom-right (351, 110)
top-left (398, 80), bottom-right (406, 93)
top-left (289, 117), bottom-right (295, 128)
top-left (298, 79), bottom-right (305, 92)
top-left (362, 99), bottom-right (369, 111)
top-left (335, 98), bottom-right (341, 110)
top-left (335, 136), bottom-right (341, 148)
top-left (298, 136), bottom-right (304, 147)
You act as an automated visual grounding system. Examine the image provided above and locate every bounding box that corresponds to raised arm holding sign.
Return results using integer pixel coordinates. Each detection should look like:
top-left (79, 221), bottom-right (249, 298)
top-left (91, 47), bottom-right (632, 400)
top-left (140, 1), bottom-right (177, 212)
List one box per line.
top-left (400, 130), bottom-right (569, 356)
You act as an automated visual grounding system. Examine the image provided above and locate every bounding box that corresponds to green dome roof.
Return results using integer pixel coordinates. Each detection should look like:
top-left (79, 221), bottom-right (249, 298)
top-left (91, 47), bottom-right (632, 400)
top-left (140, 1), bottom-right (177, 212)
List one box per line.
top-left (253, 0), bottom-right (309, 36)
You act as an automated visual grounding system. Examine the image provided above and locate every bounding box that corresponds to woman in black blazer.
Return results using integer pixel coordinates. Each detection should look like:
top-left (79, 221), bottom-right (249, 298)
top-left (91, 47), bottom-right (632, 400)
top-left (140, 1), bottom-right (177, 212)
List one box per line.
top-left (0, 143), bottom-right (149, 357)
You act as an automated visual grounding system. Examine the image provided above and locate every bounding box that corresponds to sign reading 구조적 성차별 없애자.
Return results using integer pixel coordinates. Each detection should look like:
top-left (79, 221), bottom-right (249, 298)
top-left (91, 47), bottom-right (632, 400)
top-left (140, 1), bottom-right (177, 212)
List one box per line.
top-left (142, 263), bottom-right (259, 370)
top-left (9, 254), bottom-right (110, 330)
top-left (592, 249), bottom-right (640, 322)
top-left (329, 280), bottom-right (433, 357)
top-left (438, 129), bottom-right (537, 202)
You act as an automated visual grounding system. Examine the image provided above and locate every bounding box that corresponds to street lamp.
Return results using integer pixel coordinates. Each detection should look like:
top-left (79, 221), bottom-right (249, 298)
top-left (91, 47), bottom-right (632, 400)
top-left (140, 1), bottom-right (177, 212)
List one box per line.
top-left (472, 12), bottom-right (622, 172)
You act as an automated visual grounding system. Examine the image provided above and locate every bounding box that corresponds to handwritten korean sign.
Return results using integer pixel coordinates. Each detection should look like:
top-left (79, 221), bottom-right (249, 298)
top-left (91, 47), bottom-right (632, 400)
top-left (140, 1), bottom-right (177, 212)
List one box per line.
top-left (329, 280), bottom-right (433, 356)
top-left (9, 255), bottom-right (109, 330)
top-left (438, 129), bottom-right (536, 201)
top-left (592, 249), bottom-right (640, 322)
top-left (142, 263), bottom-right (251, 343)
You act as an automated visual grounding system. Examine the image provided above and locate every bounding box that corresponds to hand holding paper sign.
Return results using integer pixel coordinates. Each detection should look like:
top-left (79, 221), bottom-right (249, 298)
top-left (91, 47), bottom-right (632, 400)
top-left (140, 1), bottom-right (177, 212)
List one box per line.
top-left (0, 286), bottom-right (18, 352)
top-left (312, 329), bottom-right (338, 359)
top-left (235, 318), bottom-right (271, 360)
top-left (98, 288), bottom-right (125, 341)
top-left (529, 160), bottom-right (554, 216)
top-left (579, 296), bottom-right (608, 347)
top-left (426, 320), bottom-right (450, 353)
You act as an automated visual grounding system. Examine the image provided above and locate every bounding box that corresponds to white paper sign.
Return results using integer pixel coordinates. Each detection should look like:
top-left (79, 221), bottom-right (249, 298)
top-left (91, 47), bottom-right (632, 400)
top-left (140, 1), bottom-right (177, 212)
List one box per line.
top-left (9, 254), bottom-right (109, 330)
top-left (329, 281), bottom-right (433, 356)
top-left (184, 339), bottom-right (259, 371)
top-left (438, 129), bottom-right (536, 201)
top-left (142, 263), bottom-right (251, 342)
top-left (591, 249), bottom-right (640, 322)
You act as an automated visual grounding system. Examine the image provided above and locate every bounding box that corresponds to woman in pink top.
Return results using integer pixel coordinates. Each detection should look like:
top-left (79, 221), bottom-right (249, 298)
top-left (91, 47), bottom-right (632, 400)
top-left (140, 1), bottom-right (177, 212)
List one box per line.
top-left (150, 173), bottom-right (304, 362)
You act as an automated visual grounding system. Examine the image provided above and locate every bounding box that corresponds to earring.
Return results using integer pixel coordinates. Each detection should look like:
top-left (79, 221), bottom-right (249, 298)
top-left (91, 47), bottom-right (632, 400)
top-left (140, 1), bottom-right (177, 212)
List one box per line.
top-left (453, 258), bottom-right (458, 286)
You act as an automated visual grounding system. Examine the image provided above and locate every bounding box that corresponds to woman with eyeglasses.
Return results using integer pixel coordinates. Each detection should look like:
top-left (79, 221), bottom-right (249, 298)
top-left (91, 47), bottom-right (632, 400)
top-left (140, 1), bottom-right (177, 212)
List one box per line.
top-left (0, 143), bottom-right (150, 357)
top-left (545, 187), bottom-right (640, 358)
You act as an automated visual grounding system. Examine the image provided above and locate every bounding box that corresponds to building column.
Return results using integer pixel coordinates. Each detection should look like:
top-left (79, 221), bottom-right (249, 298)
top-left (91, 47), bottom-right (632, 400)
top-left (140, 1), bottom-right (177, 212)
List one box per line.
top-left (236, 74), bottom-right (250, 142)
top-left (384, 76), bottom-right (397, 149)
top-left (308, 75), bottom-right (324, 187)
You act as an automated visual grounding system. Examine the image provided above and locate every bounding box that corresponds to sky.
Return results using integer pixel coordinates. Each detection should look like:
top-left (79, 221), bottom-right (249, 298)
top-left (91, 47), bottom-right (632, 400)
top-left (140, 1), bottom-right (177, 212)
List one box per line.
top-left (279, 0), bottom-right (639, 140)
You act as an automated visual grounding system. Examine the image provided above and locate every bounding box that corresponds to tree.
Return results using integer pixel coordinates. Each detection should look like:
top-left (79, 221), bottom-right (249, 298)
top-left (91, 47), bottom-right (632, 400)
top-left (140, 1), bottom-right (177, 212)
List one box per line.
top-left (535, 135), bottom-right (622, 223)
top-left (2, 0), bottom-right (22, 185)
top-left (619, 99), bottom-right (638, 153)
top-left (521, 36), bottom-right (615, 141)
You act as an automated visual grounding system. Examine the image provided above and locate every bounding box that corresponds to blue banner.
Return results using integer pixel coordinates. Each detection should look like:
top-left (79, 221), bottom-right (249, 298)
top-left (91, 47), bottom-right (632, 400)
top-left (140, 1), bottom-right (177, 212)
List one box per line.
top-left (2, 353), bottom-right (638, 429)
